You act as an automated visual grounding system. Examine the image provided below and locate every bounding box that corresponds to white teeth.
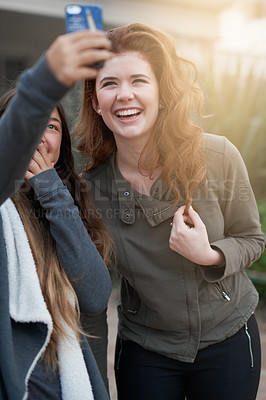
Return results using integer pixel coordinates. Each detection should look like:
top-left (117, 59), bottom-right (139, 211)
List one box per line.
top-left (116, 109), bottom-right (139, 117)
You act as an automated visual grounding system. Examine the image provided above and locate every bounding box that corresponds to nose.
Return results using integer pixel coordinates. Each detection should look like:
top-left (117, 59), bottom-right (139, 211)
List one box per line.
top-left (40, 135), bottom-right (48, 149)
top-left (116, 83), bottom-right (134, 101)
top-left (40, 135), bottom-right (46, 144)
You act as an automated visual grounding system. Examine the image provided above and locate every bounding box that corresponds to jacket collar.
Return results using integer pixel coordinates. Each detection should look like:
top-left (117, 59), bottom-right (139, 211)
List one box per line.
top-left (109, 153), bottom-right (182, 227)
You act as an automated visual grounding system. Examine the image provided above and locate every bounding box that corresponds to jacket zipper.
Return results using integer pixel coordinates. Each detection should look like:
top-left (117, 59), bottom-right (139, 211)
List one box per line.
top-left (245, 323), bottom-right (254, 368)
top-left (127, 309), bottom-right (138, 314)
top-left (214, 282), bottom-right (231, 301)
top-left (221, 291), bottom-right (231, 301)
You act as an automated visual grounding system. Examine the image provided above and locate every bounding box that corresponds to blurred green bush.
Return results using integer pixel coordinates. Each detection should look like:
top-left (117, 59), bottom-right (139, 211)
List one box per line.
top-left (199, 59), bottom-right (266, 300)
top-left (199, 59), bottom-right (266, 198)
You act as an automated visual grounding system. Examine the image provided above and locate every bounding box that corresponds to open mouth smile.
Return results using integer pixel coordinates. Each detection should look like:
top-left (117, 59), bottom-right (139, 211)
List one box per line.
top-left (115, 108), bottom-right (141, 119)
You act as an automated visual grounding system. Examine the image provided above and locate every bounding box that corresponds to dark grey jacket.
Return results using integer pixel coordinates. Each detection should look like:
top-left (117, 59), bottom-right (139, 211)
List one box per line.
top-left (0, 56), bottom-right (111, 400)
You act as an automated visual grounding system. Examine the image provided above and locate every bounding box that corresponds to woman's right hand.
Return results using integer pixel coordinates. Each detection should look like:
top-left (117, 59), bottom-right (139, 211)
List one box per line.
top-left (169, 205), bottom-right (225, 266)
top-left (46, 30), bottom-right (112, 86)
top-left (25, 142), bottom-right (53, 180)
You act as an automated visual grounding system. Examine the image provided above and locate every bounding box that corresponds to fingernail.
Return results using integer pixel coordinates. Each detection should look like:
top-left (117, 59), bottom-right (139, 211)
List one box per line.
top-left (190, 205), bottom-right (194, 210)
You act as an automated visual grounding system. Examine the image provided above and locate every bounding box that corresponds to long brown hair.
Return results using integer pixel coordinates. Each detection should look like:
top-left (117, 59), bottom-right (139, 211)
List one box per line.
top-left (75, 23), bottom-right (207, 211)
top-left (0, 89), bottom-right (113, 369)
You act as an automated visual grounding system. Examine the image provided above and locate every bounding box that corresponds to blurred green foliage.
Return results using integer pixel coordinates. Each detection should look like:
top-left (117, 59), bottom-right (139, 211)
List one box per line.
top-left (199, 58), bottom-right (266, 198)
top-left (199, 59), bottom-right (266, 299)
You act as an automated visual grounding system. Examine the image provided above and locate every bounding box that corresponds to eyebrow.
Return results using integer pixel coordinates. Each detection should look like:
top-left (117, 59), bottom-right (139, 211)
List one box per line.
top-left (99, 74), bottom-right (151, 85)
top-left (49, 117), bottom-right (62, 125)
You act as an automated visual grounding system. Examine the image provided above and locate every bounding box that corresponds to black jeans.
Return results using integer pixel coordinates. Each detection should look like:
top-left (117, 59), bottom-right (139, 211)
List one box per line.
top-left (115, 314), bottom-right (261, 400)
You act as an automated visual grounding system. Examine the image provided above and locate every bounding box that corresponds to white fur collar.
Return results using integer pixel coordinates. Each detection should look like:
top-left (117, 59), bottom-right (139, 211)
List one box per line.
top-left (0, 198), bottom-right (94, 400)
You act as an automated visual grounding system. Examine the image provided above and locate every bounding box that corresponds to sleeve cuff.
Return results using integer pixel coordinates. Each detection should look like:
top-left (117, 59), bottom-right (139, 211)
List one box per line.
top-left (199, 245), bottom-right (226, 282)
top-left (28, 168), bottom-right (65, 198)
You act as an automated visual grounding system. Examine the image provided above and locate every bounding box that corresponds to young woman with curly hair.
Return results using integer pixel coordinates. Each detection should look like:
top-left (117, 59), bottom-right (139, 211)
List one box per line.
top-left (74, 23), bottom-right (265, 400)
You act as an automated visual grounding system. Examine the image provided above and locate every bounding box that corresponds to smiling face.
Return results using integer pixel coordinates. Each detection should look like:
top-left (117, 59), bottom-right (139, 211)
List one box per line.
top-left (41, 108), bottom-right (62, 164)
top-left (94, 51), bottom-right (160, 147)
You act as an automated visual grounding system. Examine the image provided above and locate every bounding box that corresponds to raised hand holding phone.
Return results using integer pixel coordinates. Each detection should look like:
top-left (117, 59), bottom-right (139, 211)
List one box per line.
top-left (46, 30), bottom-right (111, 86)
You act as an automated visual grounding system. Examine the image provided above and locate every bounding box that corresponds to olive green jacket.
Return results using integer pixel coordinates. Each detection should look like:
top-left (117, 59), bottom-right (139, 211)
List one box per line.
top-left (85, 133), bottom-right (265, 363)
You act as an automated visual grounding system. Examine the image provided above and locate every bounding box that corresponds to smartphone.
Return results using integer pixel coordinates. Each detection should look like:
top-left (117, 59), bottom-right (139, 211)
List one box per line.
top-left (65, 4), bottom-right (104, 69)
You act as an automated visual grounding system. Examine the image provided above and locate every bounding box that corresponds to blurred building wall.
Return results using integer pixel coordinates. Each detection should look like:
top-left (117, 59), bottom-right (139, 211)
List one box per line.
top-left (0, 0), bottom-right (234, 93)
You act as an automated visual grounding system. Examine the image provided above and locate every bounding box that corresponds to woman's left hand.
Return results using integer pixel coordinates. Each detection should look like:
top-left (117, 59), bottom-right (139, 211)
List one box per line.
top-left (169, 205), bottom-right (225, 266)
top-left (25, 142), bottom-right (54, 180)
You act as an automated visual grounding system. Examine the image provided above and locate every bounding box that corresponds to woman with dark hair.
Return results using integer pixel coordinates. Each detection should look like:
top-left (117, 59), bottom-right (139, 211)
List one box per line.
top-left (0, 29), bottom-right (112, 400)
top-left (74, 23), bottom-right (265, 400)
top-left (0, 89), bottom-right (112, 399)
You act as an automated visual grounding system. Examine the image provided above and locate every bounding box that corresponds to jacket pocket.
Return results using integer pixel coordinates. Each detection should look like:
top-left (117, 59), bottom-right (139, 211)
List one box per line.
top-left (120, 277), bottom-right (140, 315)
